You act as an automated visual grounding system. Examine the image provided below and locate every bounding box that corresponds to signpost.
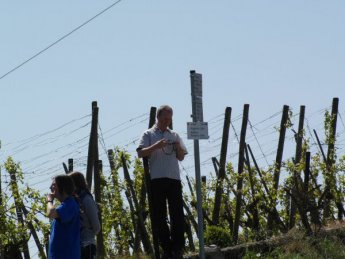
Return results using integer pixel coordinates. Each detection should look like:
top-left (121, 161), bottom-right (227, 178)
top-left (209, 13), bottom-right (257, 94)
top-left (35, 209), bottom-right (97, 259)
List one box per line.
top-left (187, 70), bottom-right (208, 259)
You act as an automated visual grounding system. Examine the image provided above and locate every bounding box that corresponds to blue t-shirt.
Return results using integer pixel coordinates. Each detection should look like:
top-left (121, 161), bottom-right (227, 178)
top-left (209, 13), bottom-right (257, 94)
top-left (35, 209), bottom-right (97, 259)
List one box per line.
top-left (49, 196), bottom-right (80, 259)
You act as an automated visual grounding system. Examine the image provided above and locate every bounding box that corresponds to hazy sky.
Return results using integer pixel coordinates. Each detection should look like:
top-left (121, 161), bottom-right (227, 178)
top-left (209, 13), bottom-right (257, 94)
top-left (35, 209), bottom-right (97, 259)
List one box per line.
top-left (1, 1), bottom-right (345, 257)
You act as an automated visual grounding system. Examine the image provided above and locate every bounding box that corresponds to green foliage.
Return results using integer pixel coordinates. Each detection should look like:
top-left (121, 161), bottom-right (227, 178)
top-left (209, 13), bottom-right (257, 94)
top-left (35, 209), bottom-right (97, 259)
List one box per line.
top-left (204, 225), bottom-right (232, 248)
top-left (1, 157), bottom-right (49, 258)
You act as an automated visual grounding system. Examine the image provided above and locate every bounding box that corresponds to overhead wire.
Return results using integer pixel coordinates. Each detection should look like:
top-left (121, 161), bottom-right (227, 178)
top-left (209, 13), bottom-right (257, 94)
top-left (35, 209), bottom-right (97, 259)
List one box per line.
top-left (0, 0), bottom-right (124, 80)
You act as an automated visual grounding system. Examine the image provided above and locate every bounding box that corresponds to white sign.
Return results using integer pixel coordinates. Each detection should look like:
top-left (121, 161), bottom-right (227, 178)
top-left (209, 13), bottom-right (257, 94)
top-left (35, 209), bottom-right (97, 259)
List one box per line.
top-left (187, 122), bottom-right (209, 140)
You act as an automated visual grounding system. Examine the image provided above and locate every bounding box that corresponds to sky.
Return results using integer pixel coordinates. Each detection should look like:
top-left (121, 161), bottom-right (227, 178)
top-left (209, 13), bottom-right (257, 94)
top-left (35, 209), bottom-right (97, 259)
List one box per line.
top-left (1, 1), bottom-right (345, 256)
top-left (1, 0), bottom-right (345, 186)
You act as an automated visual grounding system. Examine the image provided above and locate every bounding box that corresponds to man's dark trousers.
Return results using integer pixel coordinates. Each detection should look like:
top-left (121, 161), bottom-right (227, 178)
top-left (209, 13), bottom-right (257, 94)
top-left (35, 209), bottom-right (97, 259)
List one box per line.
top-left (151, 178), bottom-right (185, 254)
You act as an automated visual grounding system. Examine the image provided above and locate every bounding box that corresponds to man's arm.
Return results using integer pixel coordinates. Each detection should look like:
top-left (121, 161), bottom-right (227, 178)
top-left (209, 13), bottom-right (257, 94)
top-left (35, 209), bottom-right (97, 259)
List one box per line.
top-left (175, 142), bottom-right (186, 161)
top-left (137, 139), bottom-right (167, 158)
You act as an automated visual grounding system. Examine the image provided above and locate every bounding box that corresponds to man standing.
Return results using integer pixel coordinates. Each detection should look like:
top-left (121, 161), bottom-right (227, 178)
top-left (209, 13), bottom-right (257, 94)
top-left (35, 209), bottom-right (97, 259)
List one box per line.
top-left (137, 105), bottom-right (187, 259)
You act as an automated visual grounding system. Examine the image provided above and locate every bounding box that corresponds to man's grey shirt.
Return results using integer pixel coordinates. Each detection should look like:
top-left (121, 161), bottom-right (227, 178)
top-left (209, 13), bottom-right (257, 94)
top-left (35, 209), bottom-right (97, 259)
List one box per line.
top-left (137, 125), bottom-right (187, 180)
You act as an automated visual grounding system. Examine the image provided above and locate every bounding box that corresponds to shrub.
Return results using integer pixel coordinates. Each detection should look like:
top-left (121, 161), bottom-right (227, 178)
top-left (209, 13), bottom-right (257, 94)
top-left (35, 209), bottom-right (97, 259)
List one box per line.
top-left (204, 225), bottom-right (232, 248)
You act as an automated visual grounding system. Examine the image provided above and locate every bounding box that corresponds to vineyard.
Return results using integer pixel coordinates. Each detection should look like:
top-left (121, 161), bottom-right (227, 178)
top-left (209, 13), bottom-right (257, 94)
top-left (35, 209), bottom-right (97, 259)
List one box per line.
top-left (1, 98), bottom-right (345, 258)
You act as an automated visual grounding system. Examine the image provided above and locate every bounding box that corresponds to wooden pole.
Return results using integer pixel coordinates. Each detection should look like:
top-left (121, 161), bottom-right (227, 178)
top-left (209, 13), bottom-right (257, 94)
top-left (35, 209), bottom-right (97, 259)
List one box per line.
top-left (289, 105), bottom-right (305, 229)
top-left (324, 98), bottom-right (339, 219)
top-left (312, 130), bottom-right (336, 221)
top-left (68, 158), bottom-right (73, 172)
top-left (62, 162), bottom-right (68, 174)
top-left (212, 107), bottom-right (231, 225)
top-left (94, 160), bottom-right (105, 259)
top-left (183, 199), bottom-right (198, 234)
top-left (107, 149), bottom-right (128, 254)
top-left (233, 104), bottom-right (249, 244)
top-left (273, 105), bottom-right (289, 192)
top-left (141, 106), bottom-right (160, 259)
top-left (86, 101), bottom-right (98, 189)
top-left (8, 165), bottom-right (31, 259)
top-left (211, 157), bottom-right (219, 177)
top-left (22, 206), bottom-right (47, 259)
top-left (267, 105), bottom-right (289, 233)
top-left (201, 176), bottom-right (208, 230)
top-left (121, 155), bottom-right (153, 255)
top-left (247, 144), bottom-right (286, 232)
top-left (186, 175), bottom-right (195, 201)
top-left (185, 216), bottom-right (196, 252)
top-left (313, 129), bottom-right (327, 163)
top-left (286, 152), bottom-right (312, 235)
top-left (125, 188), bottom-right (140, 253)
top-left (244, 145), bottom-right (260, 236)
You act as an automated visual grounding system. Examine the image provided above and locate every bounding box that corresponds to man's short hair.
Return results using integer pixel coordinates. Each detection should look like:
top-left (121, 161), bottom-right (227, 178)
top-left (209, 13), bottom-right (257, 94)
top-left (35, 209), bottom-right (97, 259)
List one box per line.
top-left (157, 105), bottom-right (173, 117)
top-left (54, 174), bottom-right (75, 196)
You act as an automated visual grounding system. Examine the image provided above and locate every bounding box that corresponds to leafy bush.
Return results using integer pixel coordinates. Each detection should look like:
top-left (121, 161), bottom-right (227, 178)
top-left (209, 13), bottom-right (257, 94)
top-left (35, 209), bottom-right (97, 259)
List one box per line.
top-left (204, 225), bottom-right (232, 248)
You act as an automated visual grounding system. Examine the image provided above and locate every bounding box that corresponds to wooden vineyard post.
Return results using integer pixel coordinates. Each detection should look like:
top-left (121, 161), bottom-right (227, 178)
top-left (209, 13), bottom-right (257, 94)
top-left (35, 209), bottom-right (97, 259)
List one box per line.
top-left (8, 164), bottom-right (31, 259)
top-left (183, 199), bottom-right (198, 234)
top-left (86, 101), bottom-right (99, 189)
top-left (289, 105), bottom-right (305, 229)
top-left (121, 154), bottom-right (153, 255)
top-left (314, 99), bottom-right (344, 220)
top-left (247, 144), bottom-right (286, 231)
top-left (94, 160), bottom-right (105, 259)
top-left (313, 130), bottom-right (327, 162)
top-left (22, 206), bottom-right (47, 259)
top-left (212, 107), bottom-right (232, 225)
top-left (107, 149), bottom-right (129, 254)
top-left (267, 105), bottom-right (289, 233)
top-left (68, 158), bottom-right (73, 172)
top-left (288, 152), bottom-right (312, 235)
top-left (324, 98), bottom-right (339, 219)
top-left (211, 157), bottom-right (219, 177)
top-left (244, 145), bottom-right (260, 236)
top-left (62, 162), bottom-right (68, 174)
top-left (63, 158), bottom-right (73, 174)
top-left (141, 106), bottom-right (160, 259)
top-left (233, 104), bottom-right (249, 244)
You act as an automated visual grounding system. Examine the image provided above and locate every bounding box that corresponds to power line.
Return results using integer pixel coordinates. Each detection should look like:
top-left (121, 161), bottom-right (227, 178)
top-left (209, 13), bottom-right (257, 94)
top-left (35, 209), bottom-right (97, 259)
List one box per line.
top-left (248, 119), bottom-right (270, 166)
top-left (3, 114), bottom-right (90, 148)
top-left (0, 0), bottom-right (124, 80)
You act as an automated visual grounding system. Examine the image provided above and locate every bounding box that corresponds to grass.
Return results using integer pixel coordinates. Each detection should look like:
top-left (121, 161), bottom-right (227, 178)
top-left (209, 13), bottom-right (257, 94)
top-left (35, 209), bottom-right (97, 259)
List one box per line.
top-left (243, 222), bottom-right (345, 259)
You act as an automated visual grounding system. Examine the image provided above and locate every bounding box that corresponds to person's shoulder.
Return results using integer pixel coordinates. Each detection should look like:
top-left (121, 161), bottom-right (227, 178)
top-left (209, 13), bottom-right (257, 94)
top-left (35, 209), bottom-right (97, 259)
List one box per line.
top-left (143, 126), bottom-right (157, 135)
top-left (82, 193), bottom-right (95, 205)
top-left (56, 197), bottom-right (79, 217)
top-left (167, 129), bottom-right (180, 137)
top-left (62, 196), bottom-right (79, 211)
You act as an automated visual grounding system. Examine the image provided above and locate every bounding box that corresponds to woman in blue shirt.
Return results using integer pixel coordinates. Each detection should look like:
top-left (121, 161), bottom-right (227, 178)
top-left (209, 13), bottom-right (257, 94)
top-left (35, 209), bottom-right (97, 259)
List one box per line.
top-left (47, 174), bottom-right (80, 259)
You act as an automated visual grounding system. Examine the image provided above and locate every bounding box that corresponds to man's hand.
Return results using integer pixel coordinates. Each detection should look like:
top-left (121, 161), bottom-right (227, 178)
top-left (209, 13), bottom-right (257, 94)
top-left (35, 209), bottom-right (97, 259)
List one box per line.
top-left (137, 138), bottom-right (168, 158)
top-left (154, 139), bottom-right (168, 150)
